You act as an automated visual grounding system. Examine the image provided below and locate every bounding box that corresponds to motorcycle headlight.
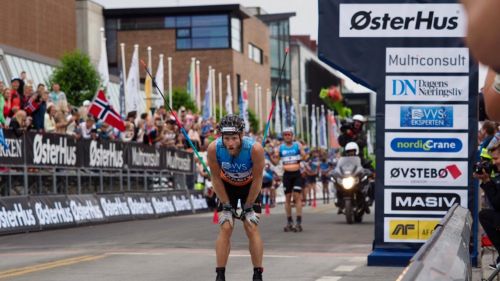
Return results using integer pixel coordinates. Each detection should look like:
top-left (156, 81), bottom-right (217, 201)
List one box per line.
top-left (342, 177), bottom-right (356, 190)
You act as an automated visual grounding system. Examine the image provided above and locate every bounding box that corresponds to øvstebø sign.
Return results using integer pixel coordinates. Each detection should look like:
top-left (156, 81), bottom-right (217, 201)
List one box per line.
top-left (339, 4), bottom-right (466, 38)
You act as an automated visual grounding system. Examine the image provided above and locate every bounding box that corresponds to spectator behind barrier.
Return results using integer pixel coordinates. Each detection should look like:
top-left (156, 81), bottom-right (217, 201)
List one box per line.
top-left (474, 143), bottom-right (500, 267)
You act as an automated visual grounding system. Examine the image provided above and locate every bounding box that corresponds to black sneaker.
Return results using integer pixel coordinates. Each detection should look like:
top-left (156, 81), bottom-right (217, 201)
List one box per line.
top-left (215, 268), bottom-right (225, 281)
top-left (253, 267), bottom-right (263, 281)
top-left (337, 208), bottom-right (344, 214)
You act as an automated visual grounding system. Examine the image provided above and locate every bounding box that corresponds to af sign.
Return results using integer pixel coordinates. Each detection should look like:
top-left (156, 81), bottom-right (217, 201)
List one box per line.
top-left (384, 217), bottom-right (440, 243)
top-left (384, 189), bottom-right (467, 215)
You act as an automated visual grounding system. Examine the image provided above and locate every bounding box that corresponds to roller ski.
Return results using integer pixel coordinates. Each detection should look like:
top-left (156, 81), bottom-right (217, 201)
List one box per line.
top-left (295, 224), bottom-right (303, 232)
top-left (283, 223), bottom-right (296, 232)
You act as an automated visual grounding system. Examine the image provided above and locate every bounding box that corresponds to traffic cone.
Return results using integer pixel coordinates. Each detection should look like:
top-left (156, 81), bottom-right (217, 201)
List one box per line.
top-left (212, 209), bottom-right (219, 224)
top-left (265, 203), bottom-right (271, 216)
top-left (312, 197), bottom-right (317, 208)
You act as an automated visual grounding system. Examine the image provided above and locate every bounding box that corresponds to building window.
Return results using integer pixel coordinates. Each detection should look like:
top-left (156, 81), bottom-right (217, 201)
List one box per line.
top-left (248, 43), bottom-right (263, 64)
top-left (231, 17), bottom-right (242, 52)
top-left (175, 14), bottom-right (229, 50)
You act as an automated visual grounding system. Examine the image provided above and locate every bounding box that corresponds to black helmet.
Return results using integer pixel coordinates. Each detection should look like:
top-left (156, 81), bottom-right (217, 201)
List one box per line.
top-left (218, 114), bottom-right (245, 135)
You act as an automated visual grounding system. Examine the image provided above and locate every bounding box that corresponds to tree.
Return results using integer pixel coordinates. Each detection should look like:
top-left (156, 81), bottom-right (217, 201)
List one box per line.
top-left (171, 87), bottom-right (197, 113)
top-left (48, 51), bottom-right (100, 107)
top-left (248, 109), bottom-right (260, 133)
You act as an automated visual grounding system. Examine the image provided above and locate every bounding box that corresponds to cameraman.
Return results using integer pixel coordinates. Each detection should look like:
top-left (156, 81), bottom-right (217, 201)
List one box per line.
top-left (474, 143), bottom-right (500, 267)
top-left (338, 115), bottom-right (367, 155)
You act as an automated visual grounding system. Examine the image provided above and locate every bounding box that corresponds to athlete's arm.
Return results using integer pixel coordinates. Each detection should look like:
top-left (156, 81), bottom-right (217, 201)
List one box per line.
top-left (298, 143), bottom-right (307, 160)
top-left (207, 141), bottom-right (230, 203)
top-left (246, 143), bottom-right (265, 206)
top-left (483, 68), bottom-right (500, 121)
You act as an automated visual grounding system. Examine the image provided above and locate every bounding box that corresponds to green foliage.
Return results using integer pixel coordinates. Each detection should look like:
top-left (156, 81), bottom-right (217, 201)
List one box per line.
top-left (248, 109), bottom-right (259, 133)
top-left (172, 87), bottom-right (197, 113)
top-left (319, 88), bottom-right (352, 118)
top-left (48, 51), bottom-right (100, 106)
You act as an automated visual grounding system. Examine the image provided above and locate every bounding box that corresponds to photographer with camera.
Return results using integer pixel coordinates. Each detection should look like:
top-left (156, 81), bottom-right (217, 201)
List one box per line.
top-left (474, 142), bottom-right (500, 268)
top-left (338, 115), bottom-right (367, 153)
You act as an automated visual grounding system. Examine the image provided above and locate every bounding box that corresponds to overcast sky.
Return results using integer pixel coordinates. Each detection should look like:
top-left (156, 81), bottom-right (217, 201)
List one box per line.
top-left (93, 0), bottom-right (318, 40)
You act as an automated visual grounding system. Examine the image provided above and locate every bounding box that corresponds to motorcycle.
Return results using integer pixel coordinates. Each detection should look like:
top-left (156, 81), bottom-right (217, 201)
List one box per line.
top-left (331, 156), bottom-right (372, 224)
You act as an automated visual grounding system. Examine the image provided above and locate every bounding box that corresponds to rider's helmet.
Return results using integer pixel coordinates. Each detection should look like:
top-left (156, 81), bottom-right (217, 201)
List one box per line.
top-left (218, 114), bottom-right (245, 135)
top-left (352, 114), bottom-right (366, 123)
top-left (345, 142), bottom-right (359, 156)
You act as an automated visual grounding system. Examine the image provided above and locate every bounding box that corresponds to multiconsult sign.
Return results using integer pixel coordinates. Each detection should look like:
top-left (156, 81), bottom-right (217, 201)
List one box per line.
top-left (385, 75), bottom-right (469, 102)
top-left (385, 104), bottom-right (468, 130)
top-left (386, 47), bottom-right (469, 73)
top-left (385, 132), bottom-right (468, 158)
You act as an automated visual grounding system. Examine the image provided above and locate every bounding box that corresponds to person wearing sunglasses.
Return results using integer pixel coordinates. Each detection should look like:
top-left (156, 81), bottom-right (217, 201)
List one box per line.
top-left (270, 127), bottom-right (307, 232)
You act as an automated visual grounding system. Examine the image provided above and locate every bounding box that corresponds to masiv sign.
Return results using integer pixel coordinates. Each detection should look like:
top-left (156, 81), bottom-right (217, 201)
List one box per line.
top-left (0, 131), bottom-right (193, 172)
top-left (319, 0), bottom-right (478, 266)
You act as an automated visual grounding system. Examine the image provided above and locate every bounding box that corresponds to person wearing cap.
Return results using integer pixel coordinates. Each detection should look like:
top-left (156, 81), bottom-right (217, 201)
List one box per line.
top-left (270, 127), bottom-right (307, 232)
top-left (338, 114), bottom-right (368, 160)
top-left (207, 114), bottom-right (265, 281)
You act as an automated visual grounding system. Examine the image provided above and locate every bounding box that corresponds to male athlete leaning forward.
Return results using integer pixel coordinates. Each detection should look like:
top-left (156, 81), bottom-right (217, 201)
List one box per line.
top-left (207, 114), bottom-right (265, 281)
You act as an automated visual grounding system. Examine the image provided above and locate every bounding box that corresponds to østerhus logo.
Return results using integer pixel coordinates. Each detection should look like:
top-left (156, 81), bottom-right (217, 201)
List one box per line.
top-left (400, 106), bottom-right (453, 128)
top-left (339, 4), bottom-right (466, 37)
top-left (390, 137), bottom-right (462, 153)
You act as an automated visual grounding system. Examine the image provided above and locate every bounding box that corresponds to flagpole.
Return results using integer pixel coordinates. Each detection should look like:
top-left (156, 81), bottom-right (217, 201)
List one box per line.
top-left (208, 66), bottom-right (212, 118)
top-left (226, 74), bottom-right (232, 114)
top-left (168, 57), bottom-right (172, 110)
top-left (147, 46), bottom-right (152, 113)
top-left (254, 83), bottom-right (258, 128)
top-left (190, 57), bottom-right (196, 104)
top-left (120, 42), bottom-right (127, 114)
top-left (196, 60), bottom-right (201, 111)
top-left (257, 86), bottom-right (261, 132)
top-left (218, 72), bottom-right (222, 121)
top-left (211, 68), bottom-right (216, 120)
top-left (306, 105), bottom-right (310, 147)
top-left (157, 54), bottom-right (165, 109)
top-left (316, 104), bottom-right (320, 149)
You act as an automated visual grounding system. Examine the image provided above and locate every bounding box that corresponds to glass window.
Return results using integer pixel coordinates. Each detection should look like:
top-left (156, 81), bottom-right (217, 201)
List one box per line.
top-left (135, 17), bottom-right (164, 29)
top-left (192, 26), bottom-right (228, 37)
top-left (192, 15), bottom-right (228, 27)
top-left (177, 28), bottom-right (190, 38)
top-left (192, 37), bottom-right (229, 49)
top-left (0, 65), bottom-right (9, 86)
top-left (164, 17), bottom-right (176, 28)
top-left (120, 18), bottom-right (137, 30)
top-left (248, 44), bottom-right (253, 59)
top-left (231, 17), bottom-right (241, 52)
top-left (253, 47), bottom-right (262, 64)
top-left (176, 38), bottom-right (191, 49)
top-left (176, 16), bottom-right (191, 27)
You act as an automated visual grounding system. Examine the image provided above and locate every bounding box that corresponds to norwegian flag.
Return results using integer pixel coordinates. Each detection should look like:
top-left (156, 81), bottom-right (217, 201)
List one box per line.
top-left (89, 90), bottom-right (126, 131)
top-left (24, 97), bottom-right (40, 115)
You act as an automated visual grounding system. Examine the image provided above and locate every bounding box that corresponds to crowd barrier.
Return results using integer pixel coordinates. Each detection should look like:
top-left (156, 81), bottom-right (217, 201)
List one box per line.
top-left (396, 204), bottom-right (472, 281)
top-left (0, 190), bottom-right (209, 235)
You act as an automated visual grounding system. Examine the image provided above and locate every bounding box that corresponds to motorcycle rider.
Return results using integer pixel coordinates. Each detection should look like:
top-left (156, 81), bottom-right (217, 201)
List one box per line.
top-left (335, 142), bottom-right (360, 214)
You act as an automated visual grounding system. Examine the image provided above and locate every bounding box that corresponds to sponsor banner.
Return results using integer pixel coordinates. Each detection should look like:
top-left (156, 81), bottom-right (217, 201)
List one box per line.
top-left (125, 194), bottom-right (156, 219)
top-left (385, 75), bottom-right (469, 102)
top-left (97, 194), bottom-right (132, 222)
top-left (189, 191), bottom-right (209, 211)
top-left (163, 149), bottom-right (194, 173)
top-left (384, 160), bottom-right (467, 187)
top-left (386, 48), bottom-right (469, 73)
top-left (170, 191), bottom-right (194, 214)
top-left (385, 132), bottom-right (468, 158)
top-left (0, 130), bottom-right (25, 166)
top-left (384, 189), bottom-right (467, 215)
top-left (385, 104), bottom-right (468, 130)
top-left (67, 195), bottom-right (105, 225)
top-left (384, 217), bottom-right (440, 243)
top-left (0, 196), bottom-right (38, 234)
top-left (339, 4), bottom-right (466, 38)
top-left (26, 132), bottom-right (79, 167)
top-left (81, 140), bottom-right (124, 169)
top-left (127, 143), bottom-right (161, 170)
top-left (149, 193), bottom-right (176, 217)
top-left (31, 196), bottom-right (76, 229)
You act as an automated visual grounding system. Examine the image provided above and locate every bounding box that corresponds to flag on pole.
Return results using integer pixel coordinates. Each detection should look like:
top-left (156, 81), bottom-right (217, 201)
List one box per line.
top-left (145, 72), bottom-right (152, 113)
top-left (0, 128), bottom-right (9, 151)
top-left (154, 55), bottom-right (164, 109)
top-left (240, 81), bottom-right (250, 133)
top-left (125, 46), bottom-right (142, 114)
top-left (290, 98), bottom-right (296, 131)
top-left (119, 70), bottom-right (125, 117)
top-left (202, 71), bottom-right (212, 120)
top-left (274, 95), bottom-right (282, 135)
top-left (225, 75), bottom-right (233, 115)
top-left (319, 107), bottom-right (327, 149)
top-left (311, 106), bottom-right (317, 148)
top-left (281, 96), bottom-right (286, 130)
top-left (328, 111), bottom-right (340, 149)
top-left (187, 59), bottom-right (195, 100)
top-left (97, 28), bottom-right (109, 89)
top-left (89, 90), bottom-right (126, 131)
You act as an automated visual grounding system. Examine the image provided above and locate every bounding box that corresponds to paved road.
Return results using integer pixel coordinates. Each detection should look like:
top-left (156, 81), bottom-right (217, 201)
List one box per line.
top-left (0, 202), bottom-right (404, 281)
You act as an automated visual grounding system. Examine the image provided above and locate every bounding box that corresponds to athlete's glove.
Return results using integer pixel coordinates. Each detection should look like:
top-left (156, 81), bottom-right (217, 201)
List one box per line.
top-left (241, 205), bottom-right (260, 225)
top-left (218, 203), bottom-right (236, 226)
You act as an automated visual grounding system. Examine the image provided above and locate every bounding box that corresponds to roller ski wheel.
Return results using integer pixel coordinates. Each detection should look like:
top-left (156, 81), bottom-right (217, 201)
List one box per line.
top-left (284, 224), bottom-right (296, 232)
top-left (295, 224), bottom-right (303, 232)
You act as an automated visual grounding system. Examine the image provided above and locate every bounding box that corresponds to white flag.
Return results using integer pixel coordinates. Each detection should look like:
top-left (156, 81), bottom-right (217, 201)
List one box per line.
top-left (202, 70), bottom-right (212, 120)
top-left (320, 107), bottom-right (327, 149)
top-left (125, 46), bottom-right (144, 114)
top-left (225, 75), bottom-right (233, 115)
top-left (97, 28), bottom-right (109, 89)
top-left (311, 106), bottom-right (317, 148)
top-left (274, 96), bottom-right (281, 135)
top-left (155, 54), bottom-right (165, 108)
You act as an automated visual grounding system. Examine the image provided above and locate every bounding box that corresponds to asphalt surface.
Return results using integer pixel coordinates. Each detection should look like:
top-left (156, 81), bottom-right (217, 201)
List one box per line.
top-left (0, 202), bottom-right (414, 281)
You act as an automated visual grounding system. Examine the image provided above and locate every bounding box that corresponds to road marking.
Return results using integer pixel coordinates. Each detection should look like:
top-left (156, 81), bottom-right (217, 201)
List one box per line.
top-left (348, 256), bottom-right (367, 262)
top-left (229, 254), bottom-right (297, 258)
top-left (316, 277), bottom-right (342, 281)
top-left (334, 265), bottom-right (357, 272)
top-left (0, 254), bottom-right (107, 279)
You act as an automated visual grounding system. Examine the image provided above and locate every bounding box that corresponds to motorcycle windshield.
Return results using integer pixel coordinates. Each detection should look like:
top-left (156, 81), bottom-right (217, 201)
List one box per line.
top-left (334, 156), bottom-right (363, 176)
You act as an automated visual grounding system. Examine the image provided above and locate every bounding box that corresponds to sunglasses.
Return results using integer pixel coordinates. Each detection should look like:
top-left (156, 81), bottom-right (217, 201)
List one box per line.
top-left (283, 133), bottom-right (292, 136)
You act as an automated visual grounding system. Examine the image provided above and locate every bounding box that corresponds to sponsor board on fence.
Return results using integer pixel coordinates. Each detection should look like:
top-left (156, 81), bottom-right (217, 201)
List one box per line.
top-left (31, 196), bottom-right (76, 229)
top-left (149, 193), bottom-right (176, 217)
top-left (385, 104), bottom-right (468, 130)
top-left (97, 194), bottom-right (132, 221)
top-left (127, 143), bottom-right (161, 170)
top-left (384, 217), bottom-right (440, 243)
top-left (384, 160), bottom-right (467, 186)
top-left (126, 194), bottom-right (156, 219)
top-left (339, 3), bottom-right (466, 38)
top-left (384, 189), bottom-right (467, 215)
top-left (190, 192), bottom-right (209, 211)
top-left (170, 191), bottom-right (194, 213)
top-left (0, 196), bottom-right (38, 233)
top-left (163, 149), bottom-right (194, 173)
top-left (0, 130), bottom-right (25, 165)
top-left (385, 132), bottom-right (468, 158)
top-left (385, 75), bottom-right (469, 102)
top-left (26, 132), bottom-right (79, 167)
top-left (82, 140), bottom-right (124, 169)
top-left (386, 48), bottom-right (469, 73)
top-left (67, 195), bottom-right (105, 225)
